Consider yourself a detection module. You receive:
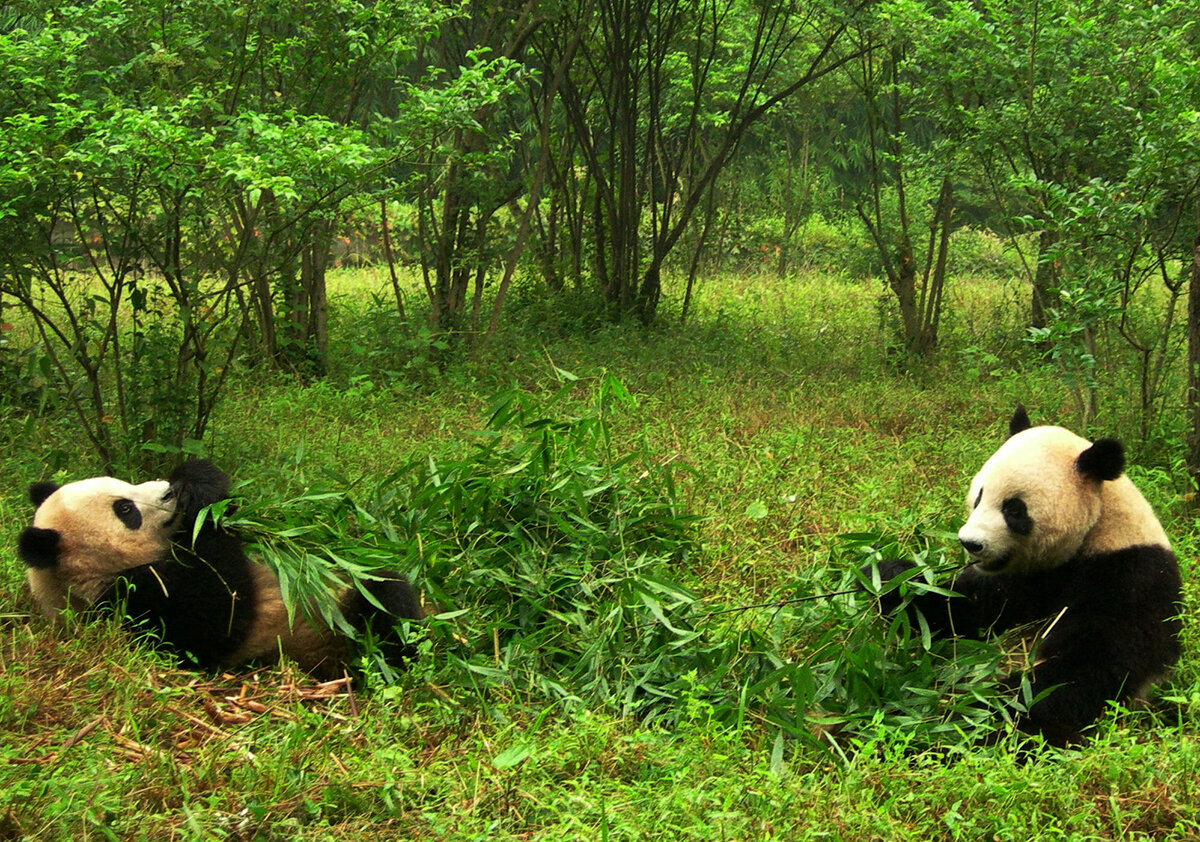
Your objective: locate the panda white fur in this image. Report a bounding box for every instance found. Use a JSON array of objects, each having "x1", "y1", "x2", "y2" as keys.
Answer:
[
  {"x1": 17, "y1": 460, "x2": 423, "y2": 679},
  {"x1": 873, "y1": 406, "x2": 1182, "y2": 745}
]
